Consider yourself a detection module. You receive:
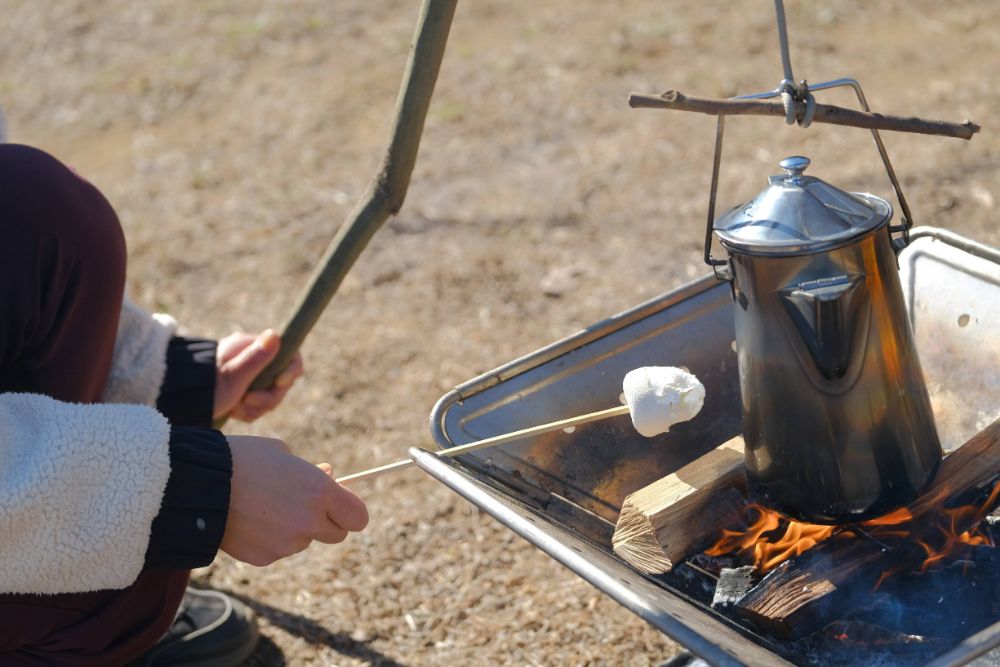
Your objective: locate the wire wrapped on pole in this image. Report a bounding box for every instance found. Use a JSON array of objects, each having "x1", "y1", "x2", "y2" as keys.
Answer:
[{"x1": 772, "y1": 0, "x2": 816, "y2": 128}]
